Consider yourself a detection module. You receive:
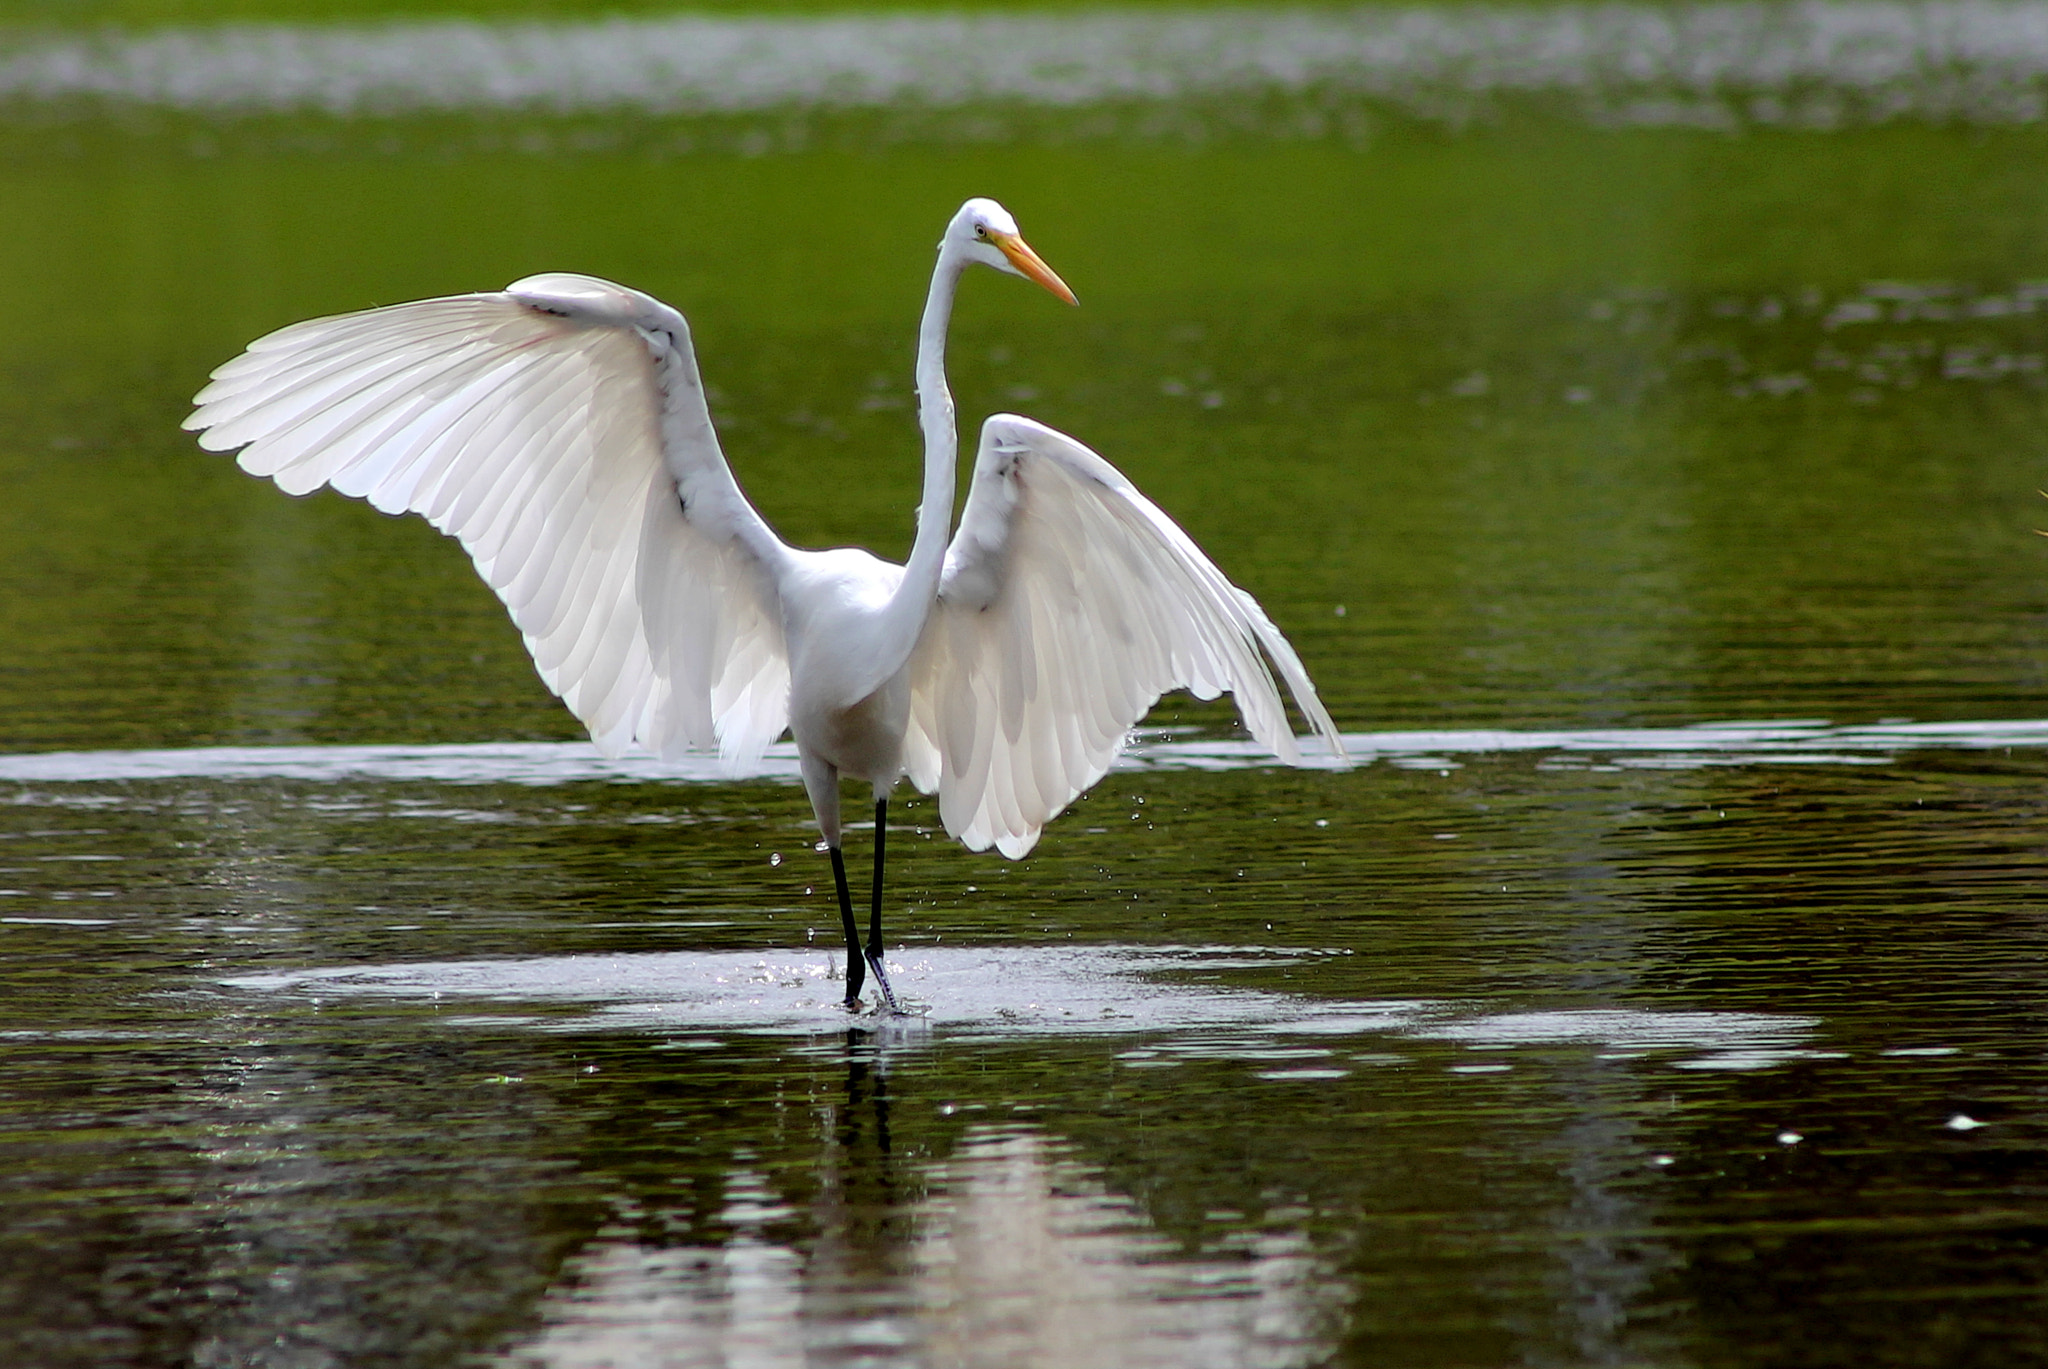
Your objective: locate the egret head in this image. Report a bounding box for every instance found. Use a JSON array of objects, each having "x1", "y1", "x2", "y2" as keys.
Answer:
[{"x1": 949, "y1": 198, "x2": 1078, "y2": 305}]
